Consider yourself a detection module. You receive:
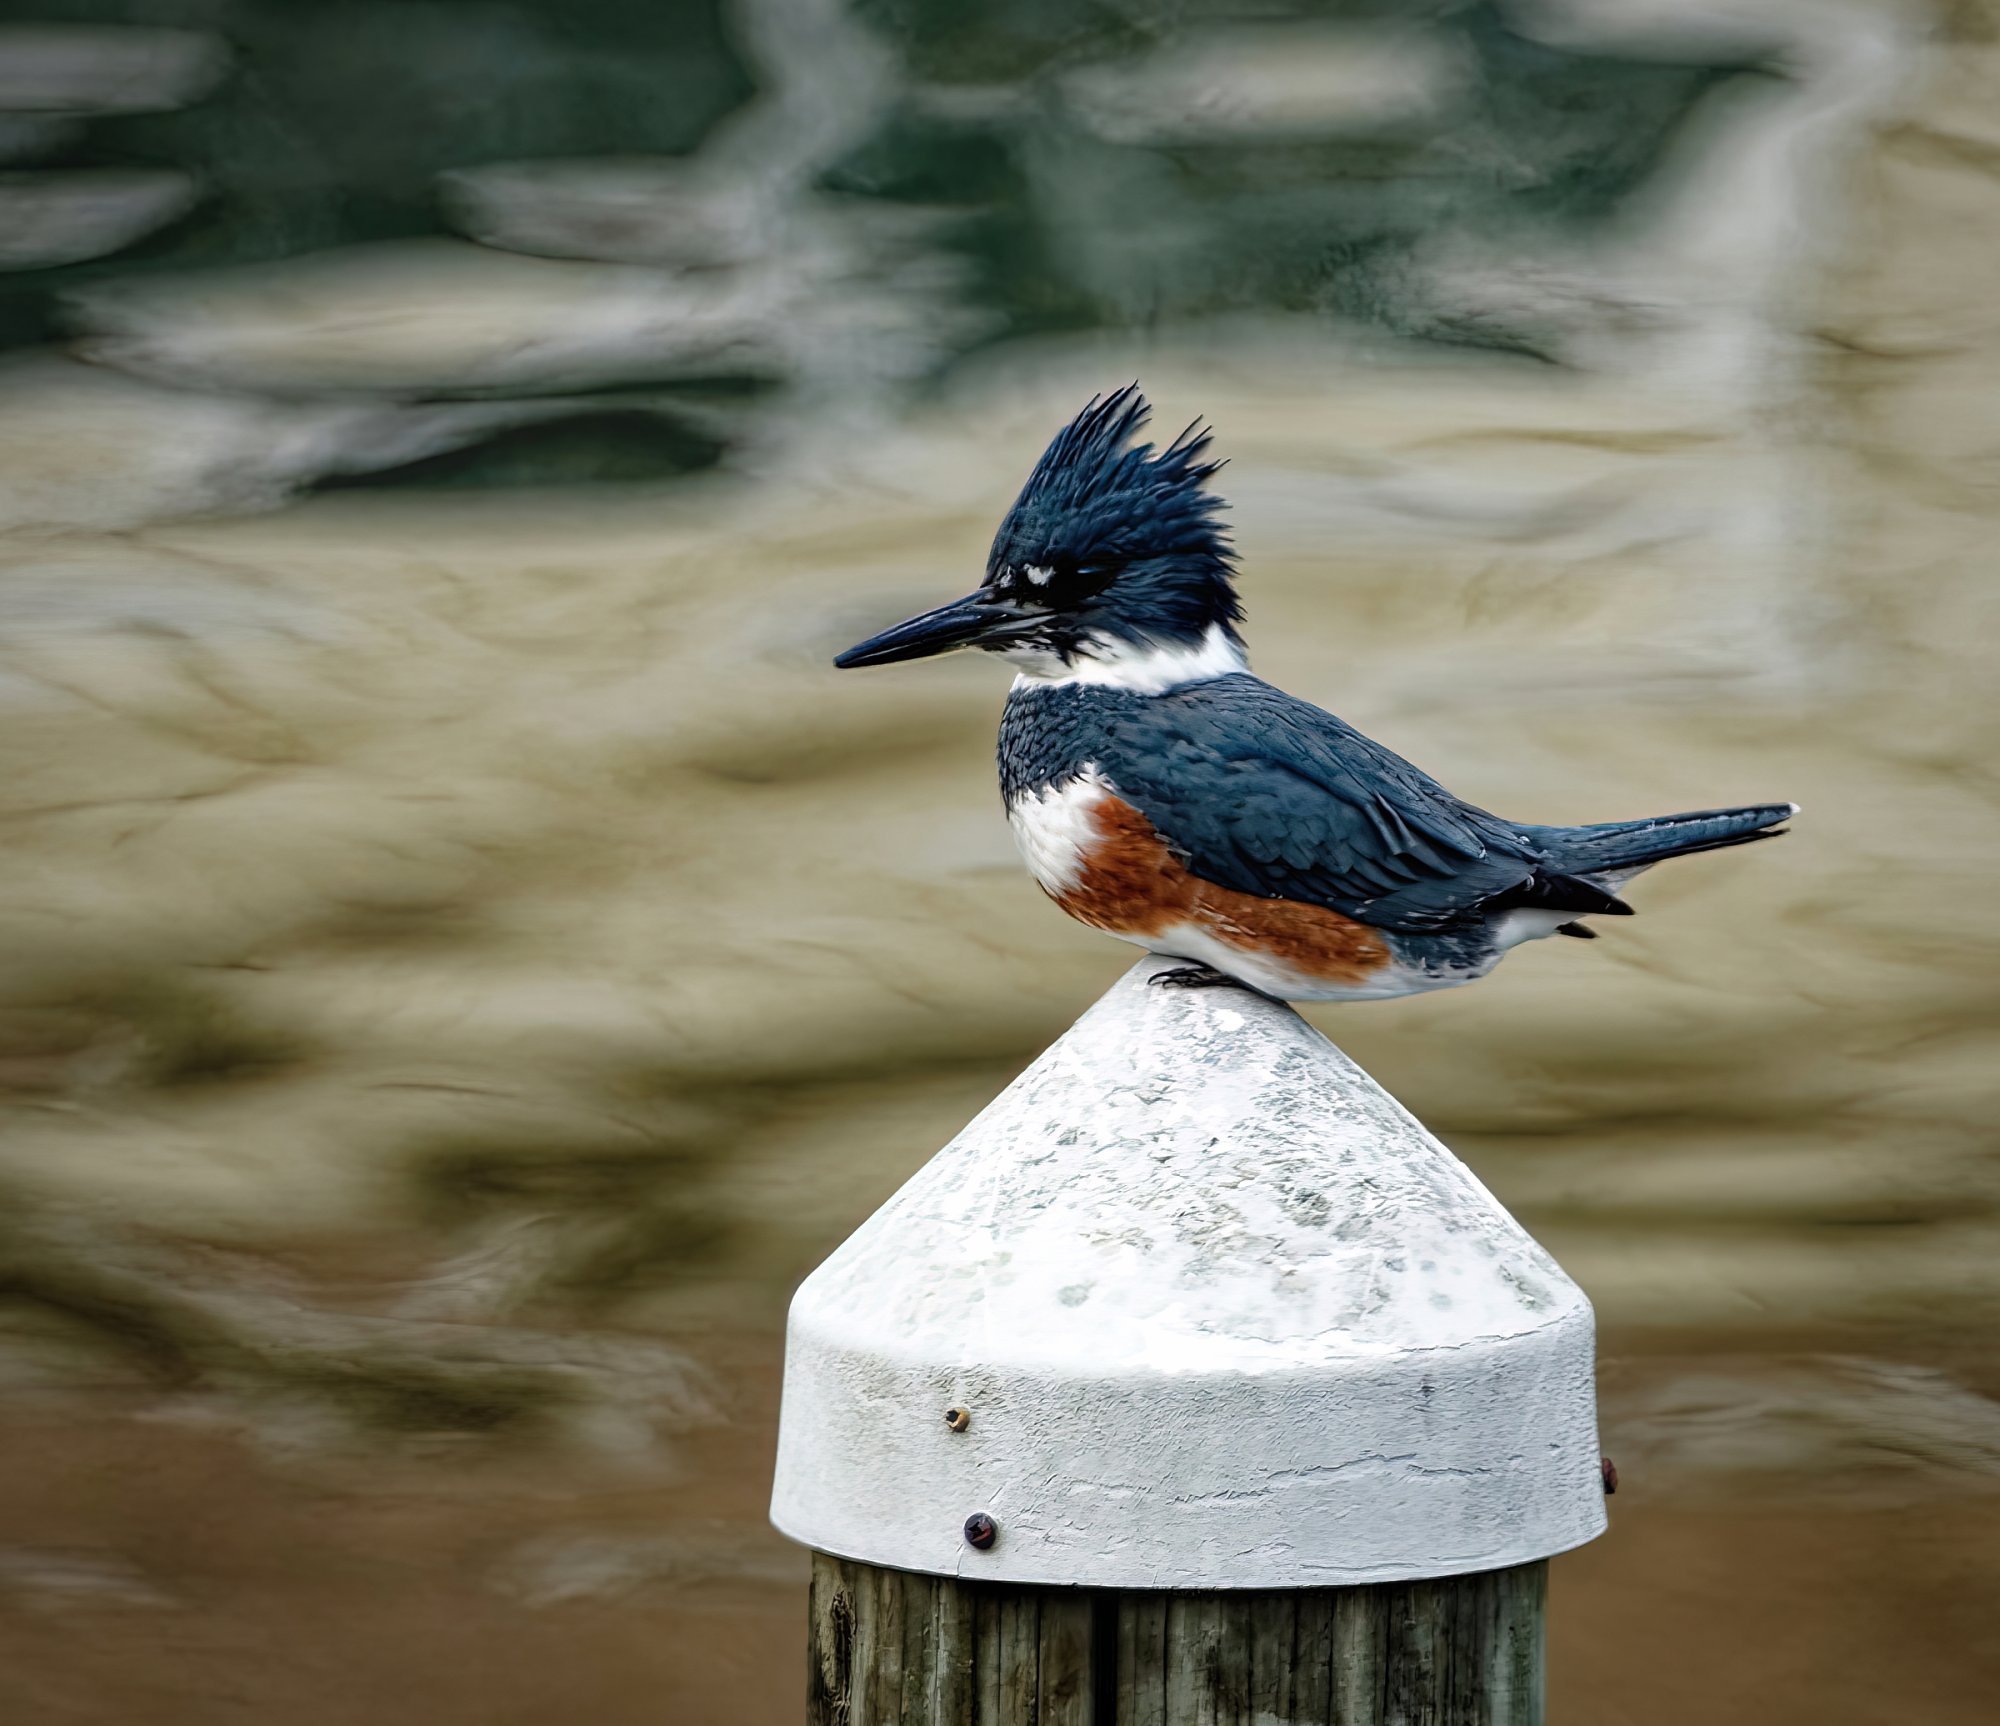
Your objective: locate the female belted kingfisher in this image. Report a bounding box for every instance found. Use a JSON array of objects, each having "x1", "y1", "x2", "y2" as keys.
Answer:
[{"x1": 834, "y1": 386, "x2": 1794, "y2": 1002}]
